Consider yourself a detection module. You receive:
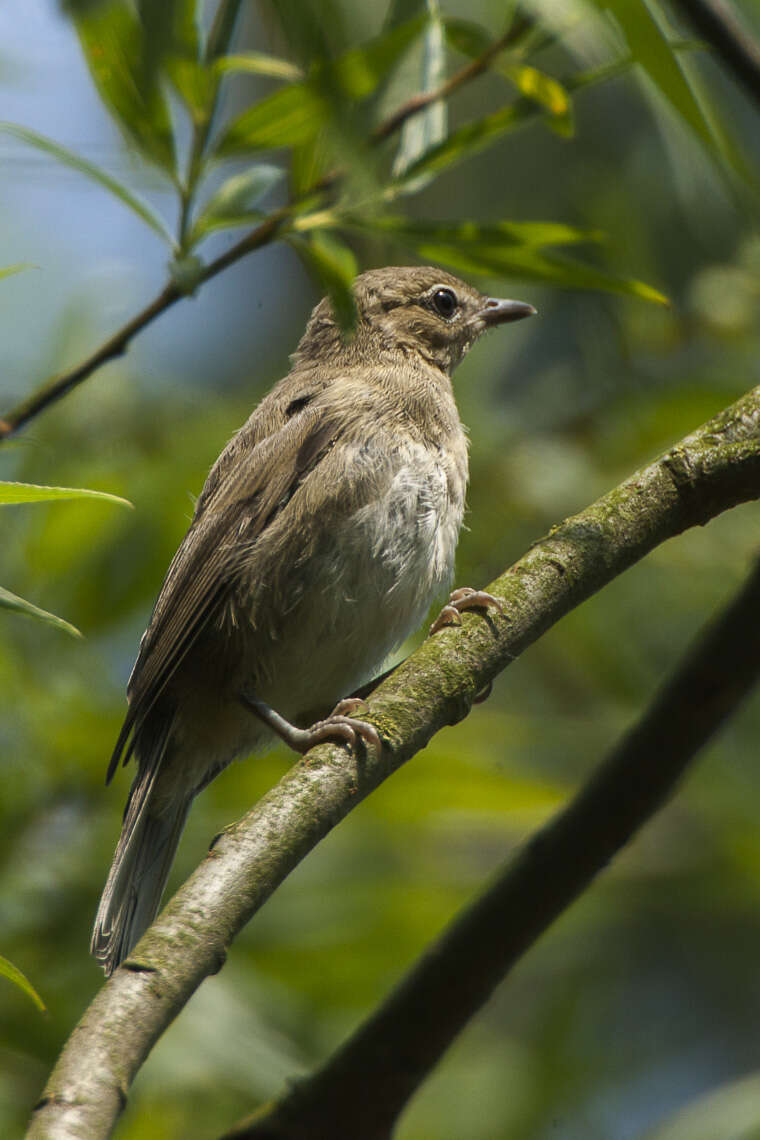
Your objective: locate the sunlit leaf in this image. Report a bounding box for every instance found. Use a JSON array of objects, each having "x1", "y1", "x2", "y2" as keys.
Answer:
[
  {"x1": 0, "y1": 481, "x2": 132, "y2": 508},
  {"x1": 216, "y1": 16, "x2": 425, "y2": 156},
  {"x1": 292, "y1": 230, "x2": 358, "y2": 333},
  {"x1": 74, "y1": 1, "x2": 177, "y2": 174},
  {"x1": 0, "y1": 263, "x2": 28, "y2": 281},
  {"x1": 0, "y1": 586, "x2": 82, "y2": 639},
  {"x1": 216, "y1": 52, "x2": 304, "y2": 82},
  {"x1": 501, "y1": 64, "x2": 570, "y2": 116},
  {"x1": 0, "y1": 124, "x2": 175, "y2": 247},
  {"x1": 393, "y1": 0, "x2": 447, "y2": 189},
  {"x1": 353, "y1": 216, "x2": 668, "y2": 305},
  {"x1": 0, "y1": 955, "x2": 46, "y2": 1012},
  {"x1": 360, "y1": 217, "x2": 603, "y2": 248},
  {"x1": 189, "y1": 165, "x2": 285, "y2": 243}
]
